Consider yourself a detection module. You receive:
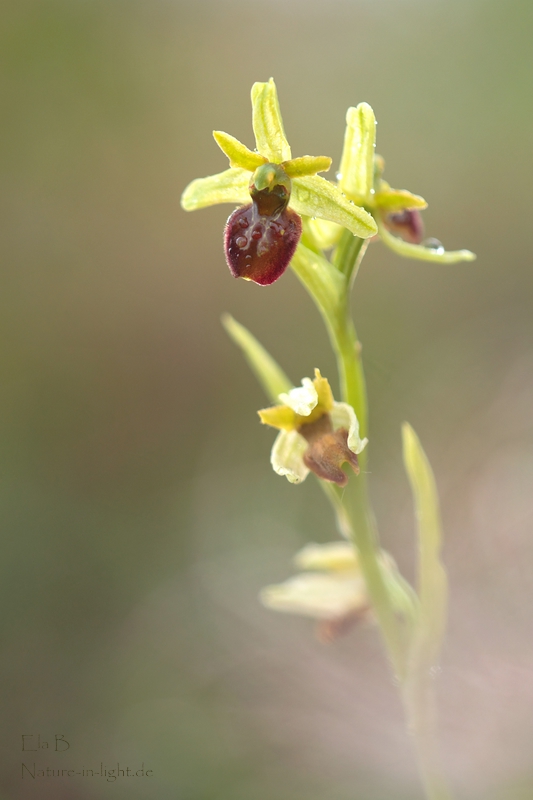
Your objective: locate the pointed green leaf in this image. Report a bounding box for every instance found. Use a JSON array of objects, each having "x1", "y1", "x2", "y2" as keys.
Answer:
[
  {"x1": 251, "y1": 78, "x2": 292, "y2": 163},
  {"x1": 283, "y1": 155, "x2": 332, "y2": 178},
  {"x1": 378, "y1": 219, "x2": 476, "y2": 263},
  {"x1": 402, "y1": 423, "x2": 447, "y2": 669},
  {"x1": 221, "y1": 314, "x2": 292, "y2": 403},
  {"x1": 181, "y1": 168, "x2": 250, "y2": 211},
  {"x1": 338, "y1": 103, "x2": 376, "y2": 204},
  {"x1": 213, "y1": 131, "x2": 267, "y2": 171},
  {"x1": 291, "y1": 176, "x2": 377, "y2": 238}
]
